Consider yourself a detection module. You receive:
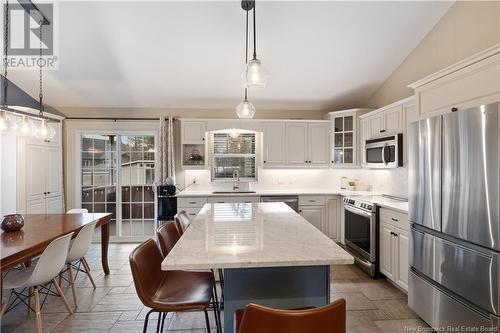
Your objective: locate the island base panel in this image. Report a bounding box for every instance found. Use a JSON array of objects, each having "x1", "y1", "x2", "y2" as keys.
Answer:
[{"x1": 223, "y1": 265, "x2": 330, "y2": 333}]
